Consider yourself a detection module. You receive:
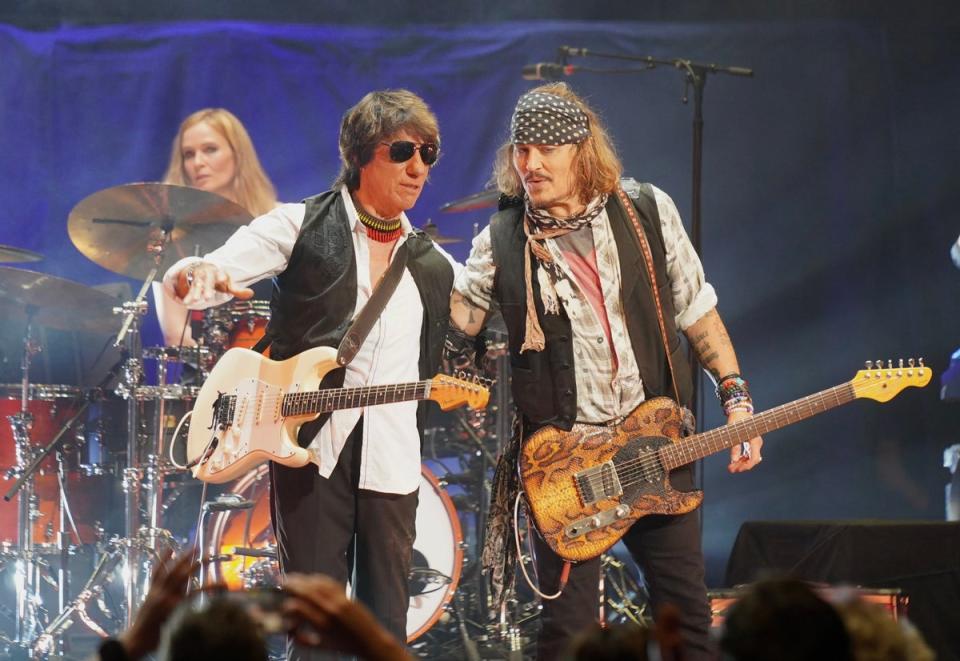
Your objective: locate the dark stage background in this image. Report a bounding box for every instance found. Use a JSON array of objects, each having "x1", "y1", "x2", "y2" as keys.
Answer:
[{"x1": 1, "y1": 6, "x2": 958, "y2": 602}]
